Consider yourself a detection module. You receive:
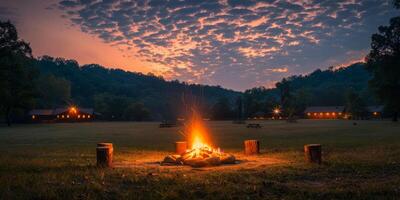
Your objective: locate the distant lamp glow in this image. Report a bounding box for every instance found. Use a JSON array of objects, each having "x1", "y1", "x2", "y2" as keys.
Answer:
[
  {"x1": 62, "y1": 115, "x2": 65, "y2": 118},
  {"x1": 273, "y1": 108, "x2": 280, "y2": 114},
  {"x1": 307, "y1": 113, "x2": 311, "y2": 116},
  {"x1": 67, "y1": 115, "x2": 70, "y2": 118},
  {"x1": 69, "y1": 106, "x2": 78, "y2": 114},
  {"x1": 319, "y1": 112, "x2": 323, "y2": 116},
  {"x1": 82, "y1": 115, "x2": 86, "y2": 118},
  {"x1": 332, "y1": 112, "x2": 336, "y2": 116},
  {"x1": 326, "y1": 113, "x2": 330, "y2": 116},
  {"x1": 78, "y1": 115, "x2": 81, "y2": 119},
  {"x1": 373, "y1": 112, "x2": 378, "y2": 116},
  {"x1": 339, "y1": 112, "x2": 342, "y2": 115},
  {"x1": 313, "y1": 113, "x2": 317, "y2": 116},
  {"x1": 88, "y1": 115, "x2": 91, "y2": 119},
  {"x1": 32, "y1": 115, "x2": 35, "y2": 119}
]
